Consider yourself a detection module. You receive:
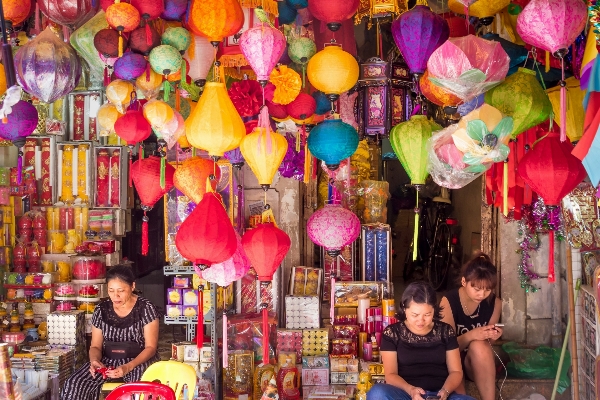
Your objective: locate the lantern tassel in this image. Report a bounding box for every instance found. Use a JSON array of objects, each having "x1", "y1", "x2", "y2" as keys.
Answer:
[
  {"x1": 330, "y1": 275, "x2": 335, "y2": 323},
  {"x1": 545, "y1": 51, "x2": 550, "y2": 73},
  {"x1": 413, "y1": 189, "x2": 419, "y2": 261},
  {"x1": 262, "y1": 304, "x2": 269, "y2": 363},
  {"x1": 160, "y1": 156, "x2": 166, "y2": 189},
  {"x1": 17, "y1": 149, "x2": 23, "y2": 185},
  {"x1": 503, "y1": 160, "x2": 508, "y2": 216},
  {"x1": 258, "y1": 107, "x2": 272, "y2": 154},
  {"x1": 197, "y1": 287, "x2": 204, "y2": 348},
  {"x1": 141, "y1": 211, "x2": 149, "y2": 255},
  {"x1": 145, "y1": 19, "x2": 152, "y2": 46},
  {"x1": 560, "y1": 72, "x2": 567, "y2": 143},
  {"x1": 118, "y1": 34, "x2": 123, "y2": 58},
  {"x1": 146, "y1": 63, "x2": 150, "y2": 82},
  {"x1": 104, "y1": 66, "x2": 110, "y2": 87},
  {"x1": 222, "y1": 311, "x2": 228, "y2": 368},
  {"x1": 548, "y1": 230, "x2": 555, "y2": 283},
  {"x1": 163, "y1": 80, "x2": 170, "y2": 102},
  {"x1": 175, "y1": 87, "x2": 181, "y2": 111},
  {"x1": 128, "y1": 151, "x2": 133, "y2": 187},
  {"x1": 304, "y1": 142, "x2": 310, "y2": 184}
]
